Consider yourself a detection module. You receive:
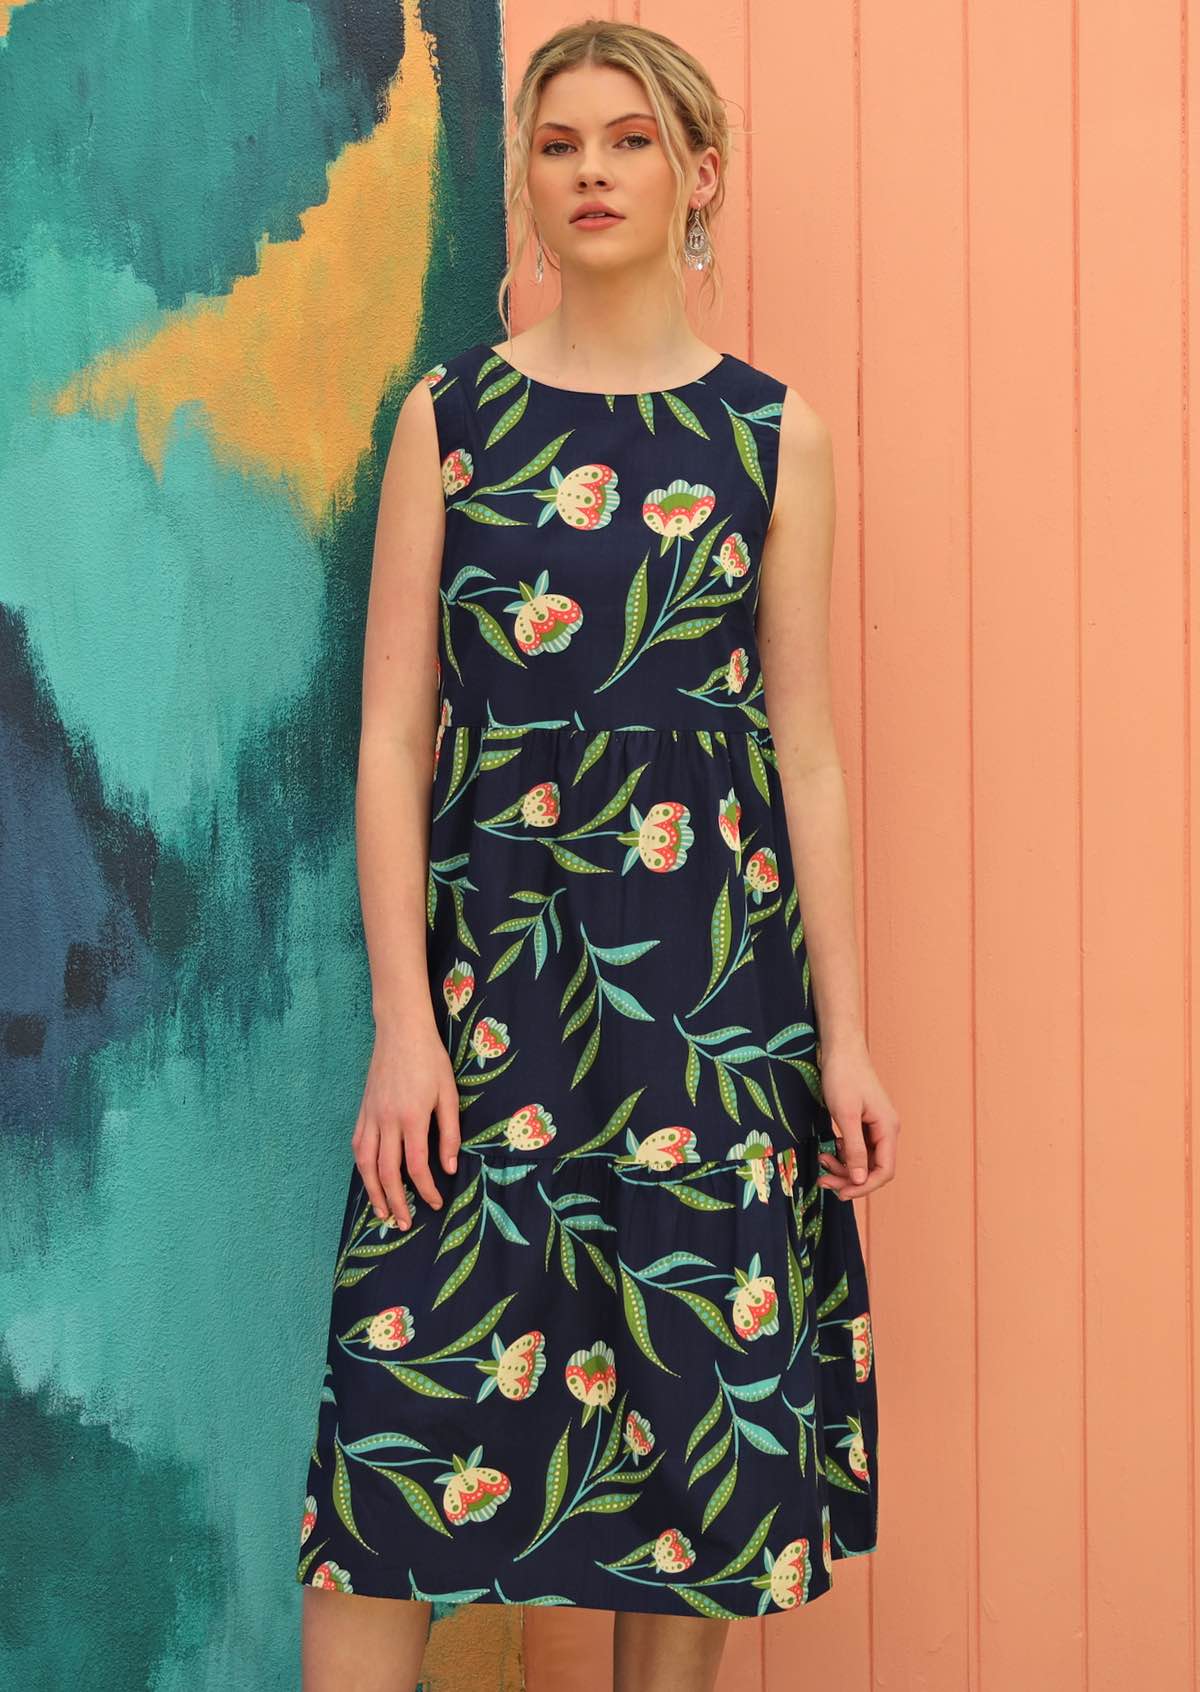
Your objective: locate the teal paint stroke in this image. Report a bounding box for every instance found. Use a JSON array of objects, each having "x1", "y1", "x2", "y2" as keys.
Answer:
[
  {"x1": 0, "y1": 373, "x2": 324, "y2": 846},
  {"x1": 0, "y1": 845, "x2": 372, "y2": 1691},
  {"x1": 0, "y1": 0, "x2": 391, "y2": 311}
]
